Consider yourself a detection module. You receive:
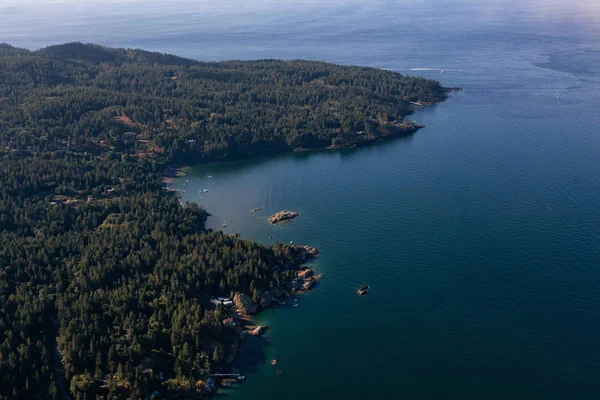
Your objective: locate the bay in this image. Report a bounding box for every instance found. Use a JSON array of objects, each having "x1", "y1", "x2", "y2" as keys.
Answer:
[{"x1": 3, "y1": 1, "x2": 600, "y2": 399}]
